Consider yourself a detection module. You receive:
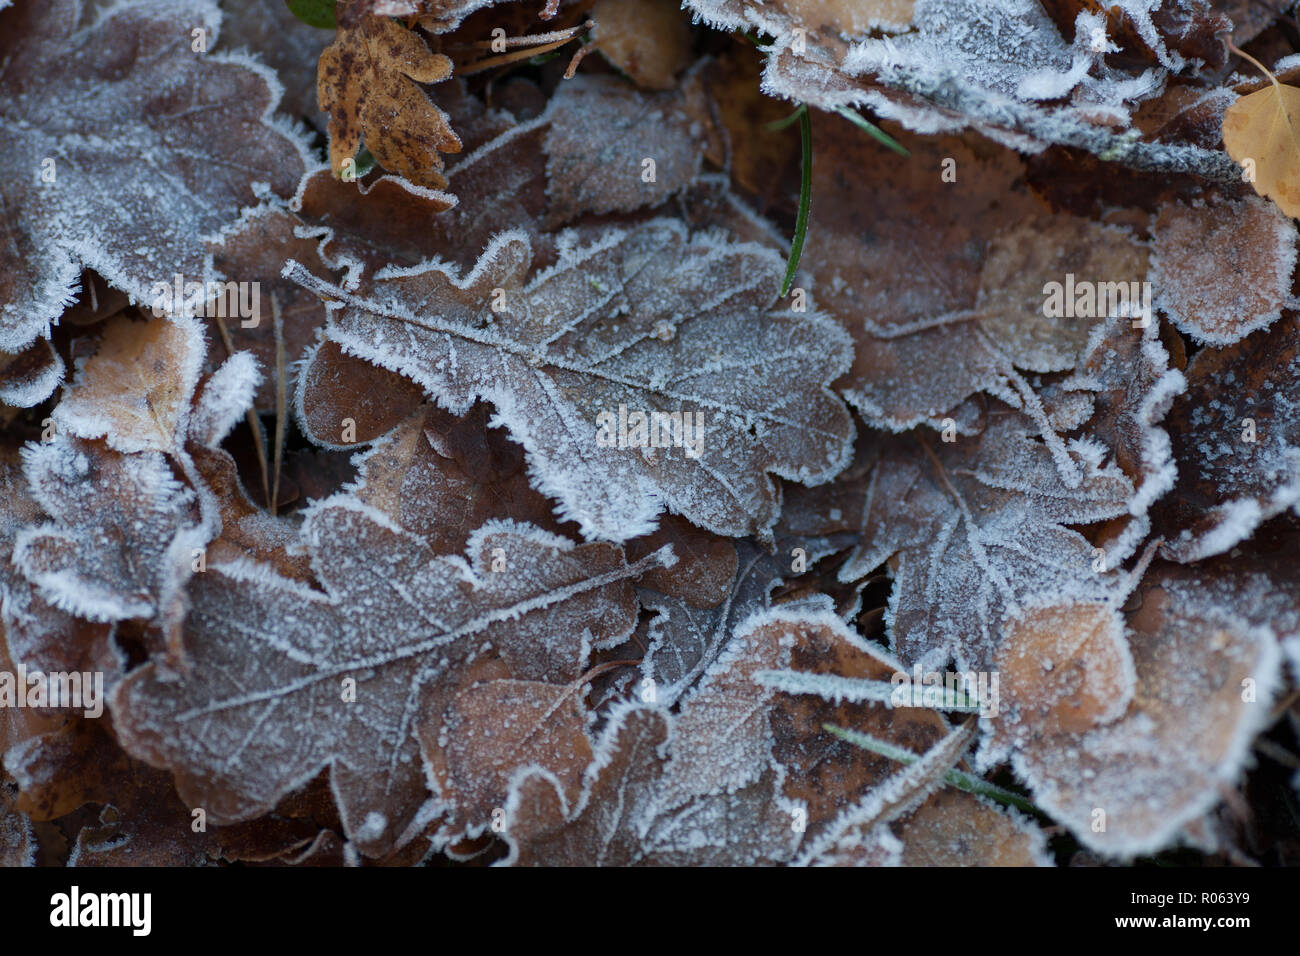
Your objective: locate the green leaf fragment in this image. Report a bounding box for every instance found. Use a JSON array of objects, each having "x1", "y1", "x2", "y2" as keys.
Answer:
[{"x1": 285, "y1": 0, "x2": 337, "y2": 30}]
